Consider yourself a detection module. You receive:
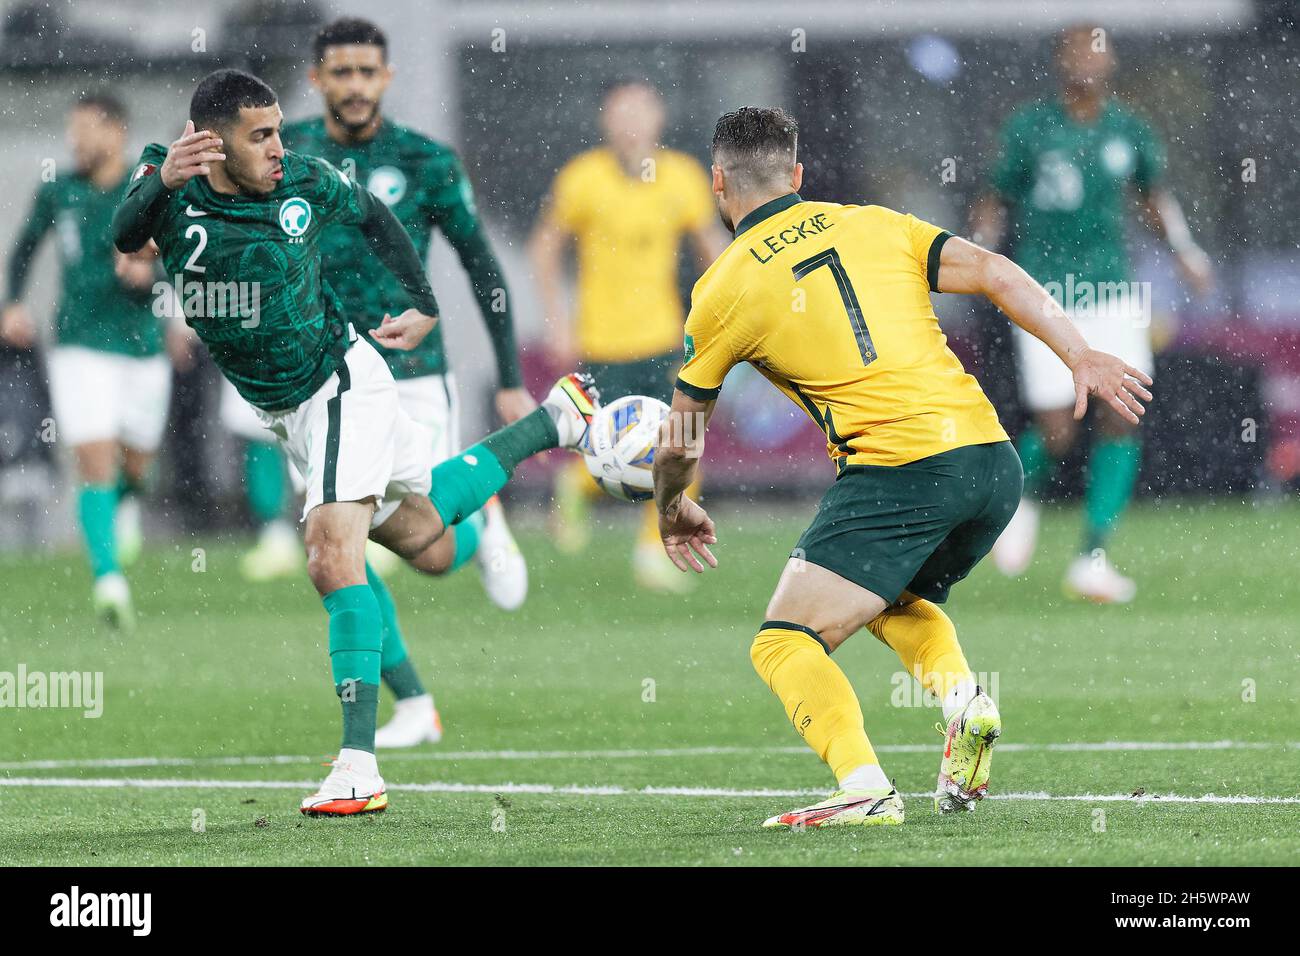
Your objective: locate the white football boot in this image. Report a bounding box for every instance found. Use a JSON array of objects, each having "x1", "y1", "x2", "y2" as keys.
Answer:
[
  {"x1": 93, "y1": 572, "x2": 135, "y2": 633},
  {"x1": 991, "y1": 498, "x2": 1039, "y2": 577},
  {"x1": 374, "y1": 693, "x2": 443, "y2": 748},
  {"x1": 115, "y1": 494, "x2": 143, "y2": 567},
  {"x1": 474, "y1": 496, "x2": 528, "y2": 611},
  {"x1": 935, "y1": 688, "x2": 1001, "y2": 813},
  {"x1": 240, "y1": 520, "x2": 302, "y2": 582},
  {"x1": 543, "y1": 372, "x2": 600, "y2": 451},
  {"x1": 762, "y1": 788, "x2": 905, "y2": 830},
  {"x1": 300, "y1": 748, "x2": 388, "y2": 816},
  {"x1": 1063, "y1": 552, "x2": 1136, "y2": 604}
]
